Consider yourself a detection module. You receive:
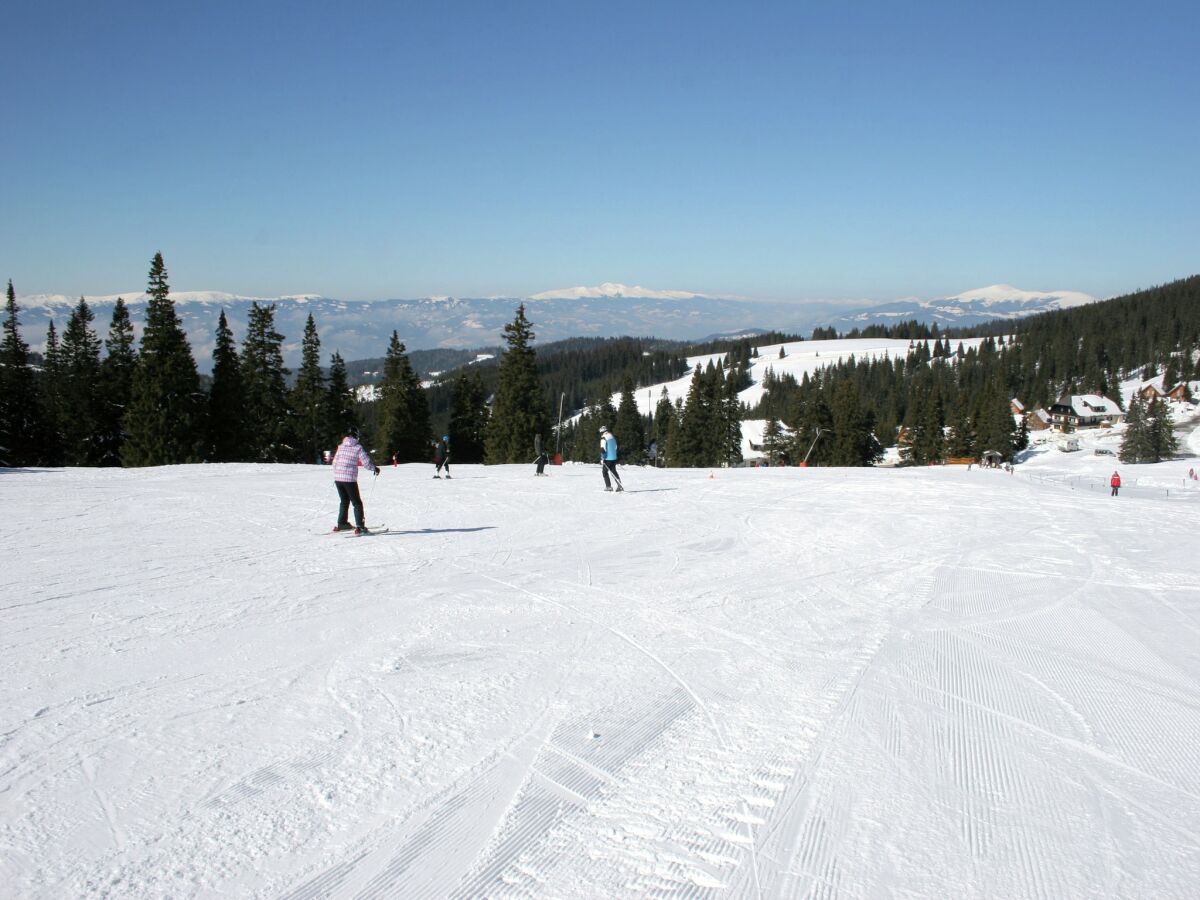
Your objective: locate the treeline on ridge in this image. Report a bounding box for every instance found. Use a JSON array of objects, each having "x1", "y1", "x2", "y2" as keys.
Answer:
[{"x1": 2, "y1": 251, "x2": 1197, "y2": 470}]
